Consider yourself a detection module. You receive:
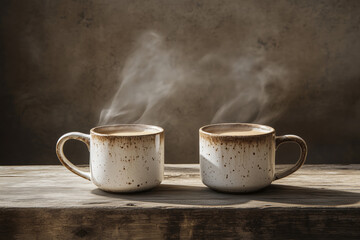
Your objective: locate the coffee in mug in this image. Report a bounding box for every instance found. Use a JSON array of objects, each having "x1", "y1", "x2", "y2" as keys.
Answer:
[
  {"x1": 199, "y1": 123, "x2": 307, "y2": 193},
  {"x1": 56, "y1": 124, "x2": 164, "y2": 192}
]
